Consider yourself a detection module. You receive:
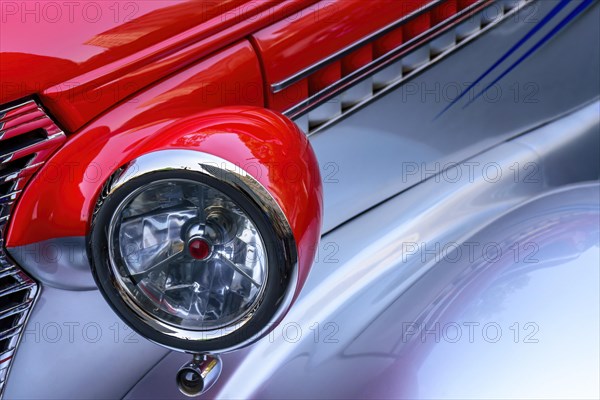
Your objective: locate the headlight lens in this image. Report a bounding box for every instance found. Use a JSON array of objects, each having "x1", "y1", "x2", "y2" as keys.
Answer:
[
  {"x1": 90, "y1": 150, "x2": 298, "y2": 353},
  {"x1": 110, "y1": 179, "x2": 268, "y2": 331}
]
